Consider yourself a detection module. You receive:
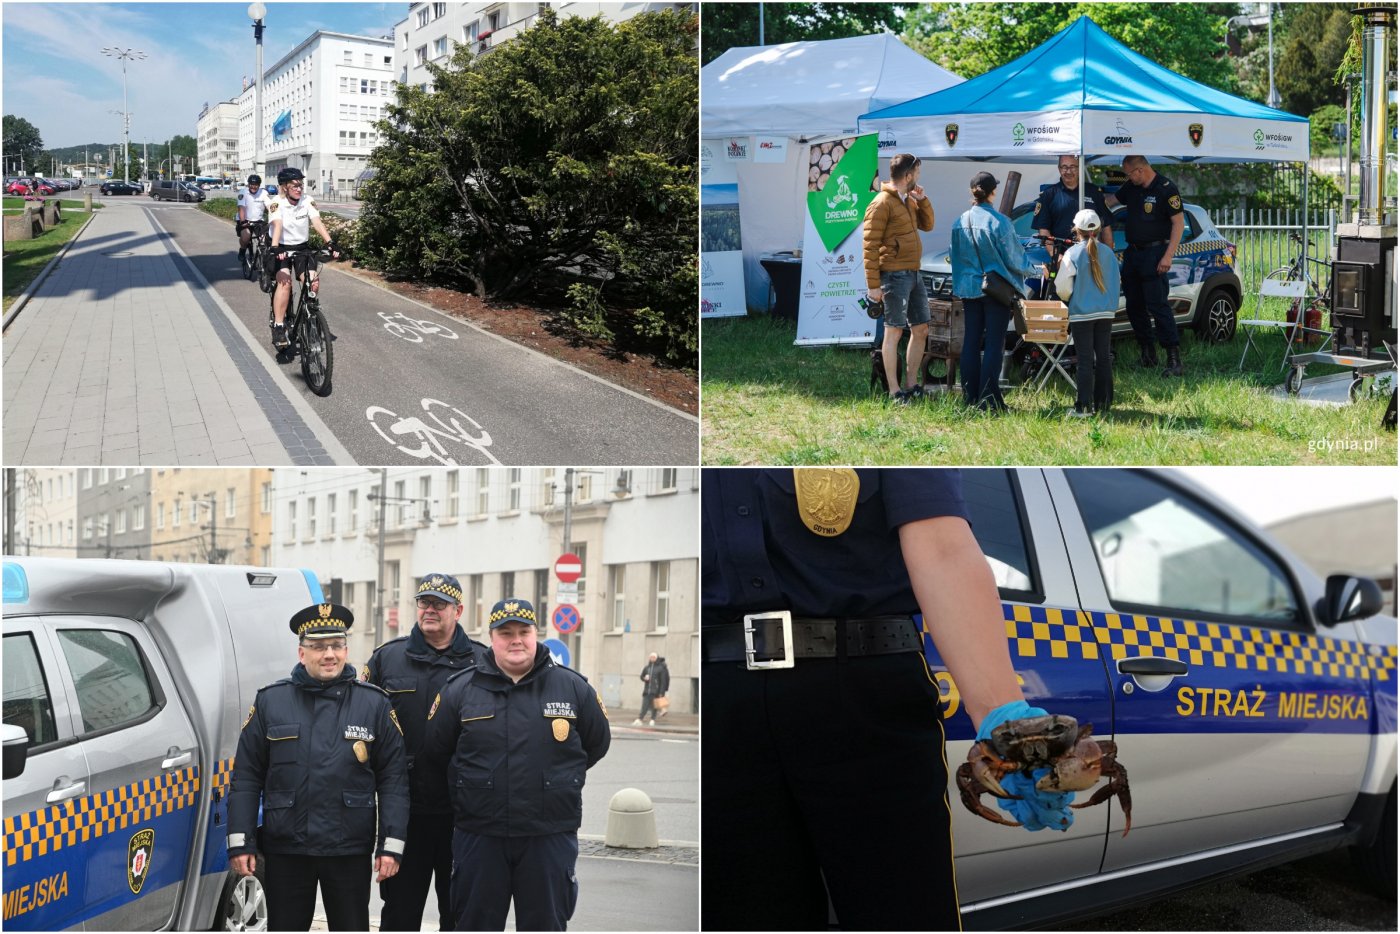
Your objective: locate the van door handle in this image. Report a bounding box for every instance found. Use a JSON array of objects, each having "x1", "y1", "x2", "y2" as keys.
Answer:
[
  {"x1": 47, "y1": 778, "x2": 86, "y2": 803},
  {"x1": 162, "y1": 749, "x2": 193, "y2": 770},
  {"x1": 1117, "y1": 657, "x2": 1189, "y2": 676}
]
